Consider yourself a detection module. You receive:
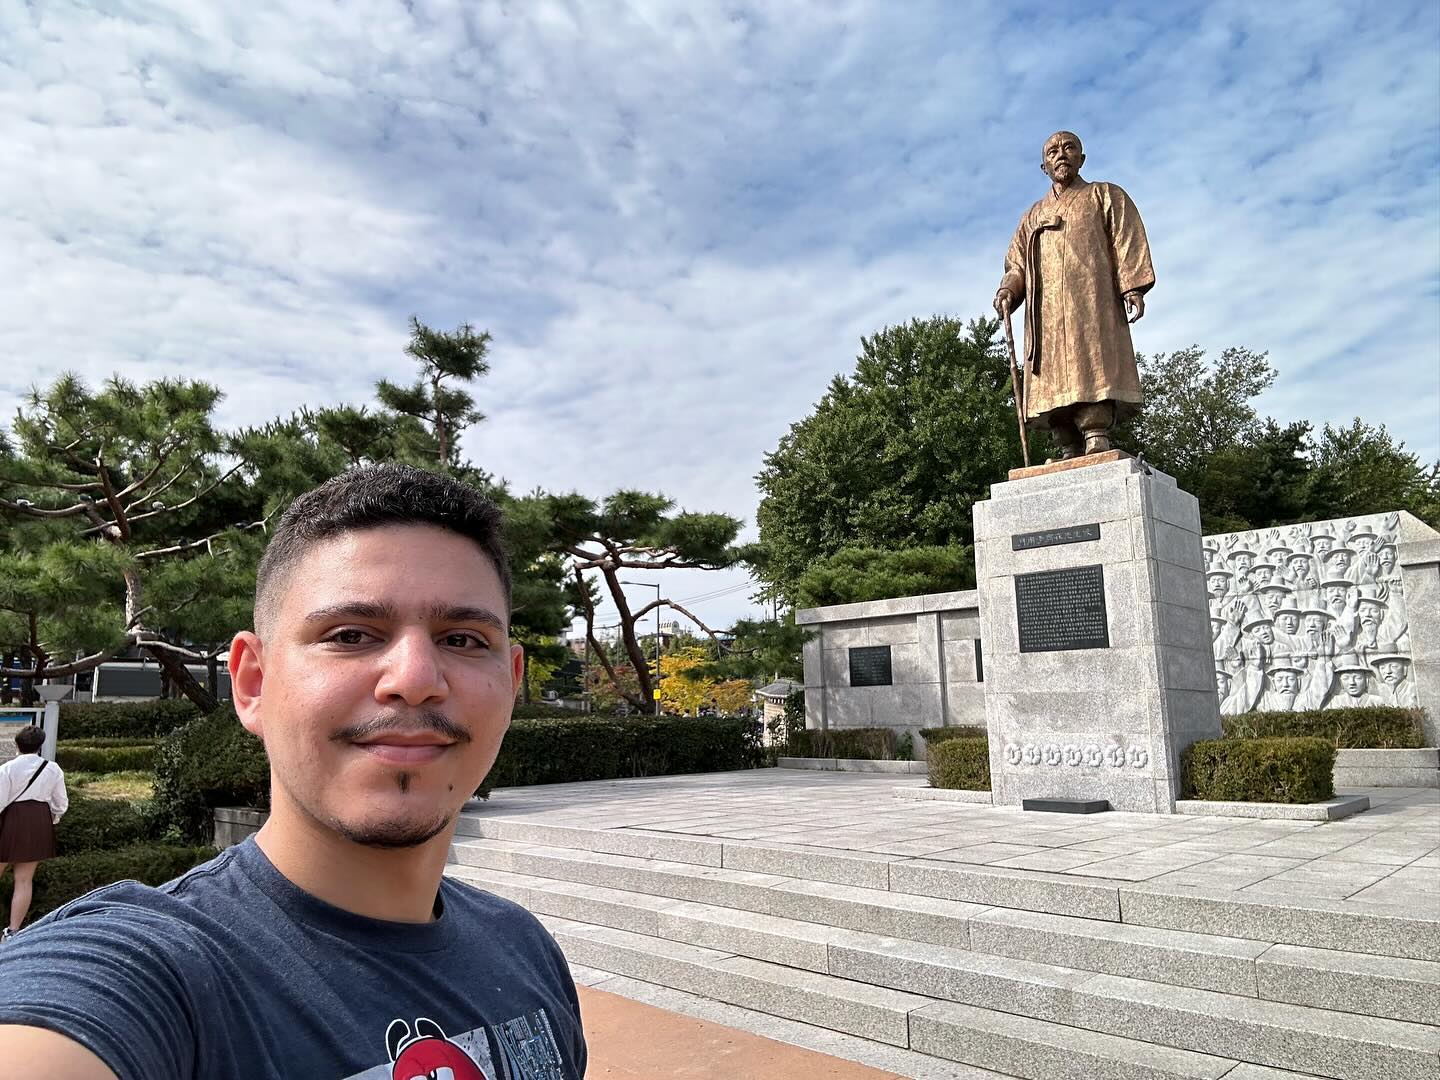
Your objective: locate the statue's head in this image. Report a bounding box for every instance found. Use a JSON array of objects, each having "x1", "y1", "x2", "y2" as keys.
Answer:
[{"x1": 1041, "y1": 131, "x2": 1085, "y2": 186}]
